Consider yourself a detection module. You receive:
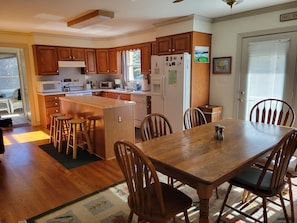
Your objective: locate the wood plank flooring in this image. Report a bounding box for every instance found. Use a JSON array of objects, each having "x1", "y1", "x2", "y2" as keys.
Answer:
[{"x1": 0, "y1": 125, "x2": 124, "y2": 223}]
